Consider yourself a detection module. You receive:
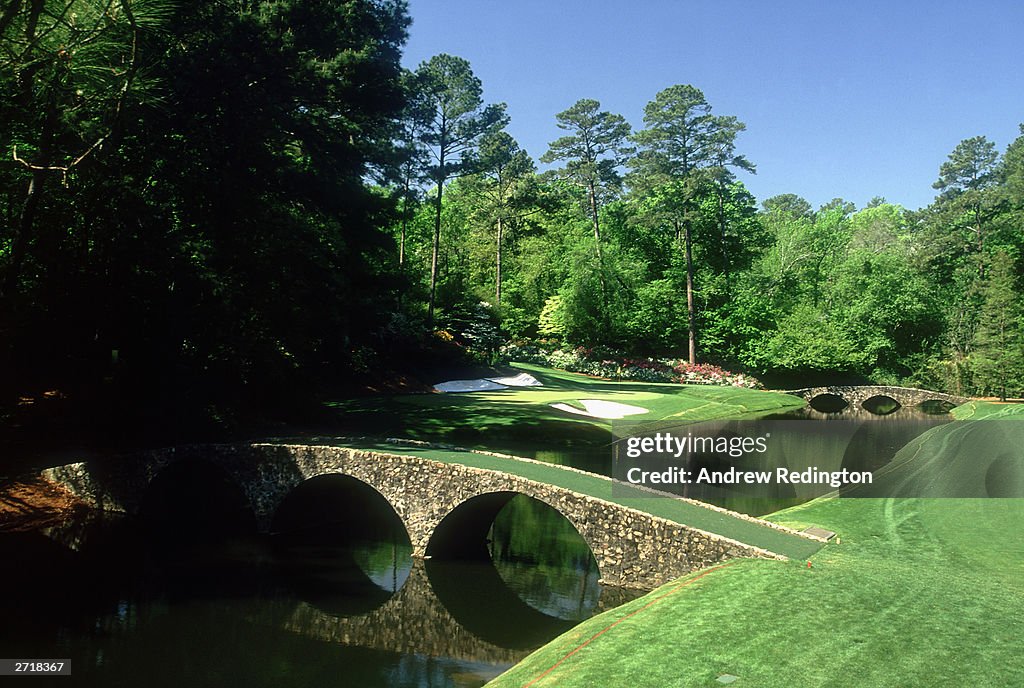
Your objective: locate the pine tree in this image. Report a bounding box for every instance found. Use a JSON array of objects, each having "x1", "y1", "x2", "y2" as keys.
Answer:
[
  {"x1": 541, "y1": 99, "x2": 633, "y2": 323},
  {"x1": 414, "y1": 54, "x2": 507, "y2": 326},
  {"x1": 971, "y1": 251, "x2": 1024, "y2": 400}
]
